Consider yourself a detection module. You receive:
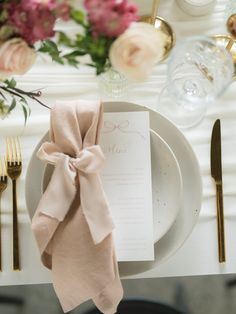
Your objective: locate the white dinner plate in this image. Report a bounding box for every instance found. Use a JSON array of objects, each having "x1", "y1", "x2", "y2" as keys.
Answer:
[
  {"x1": 25, "y1": 101, "x2": 202, "y2": 277},
  {"x1": 26, "y1": 127, "x2": 182, "y2": 244}
]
